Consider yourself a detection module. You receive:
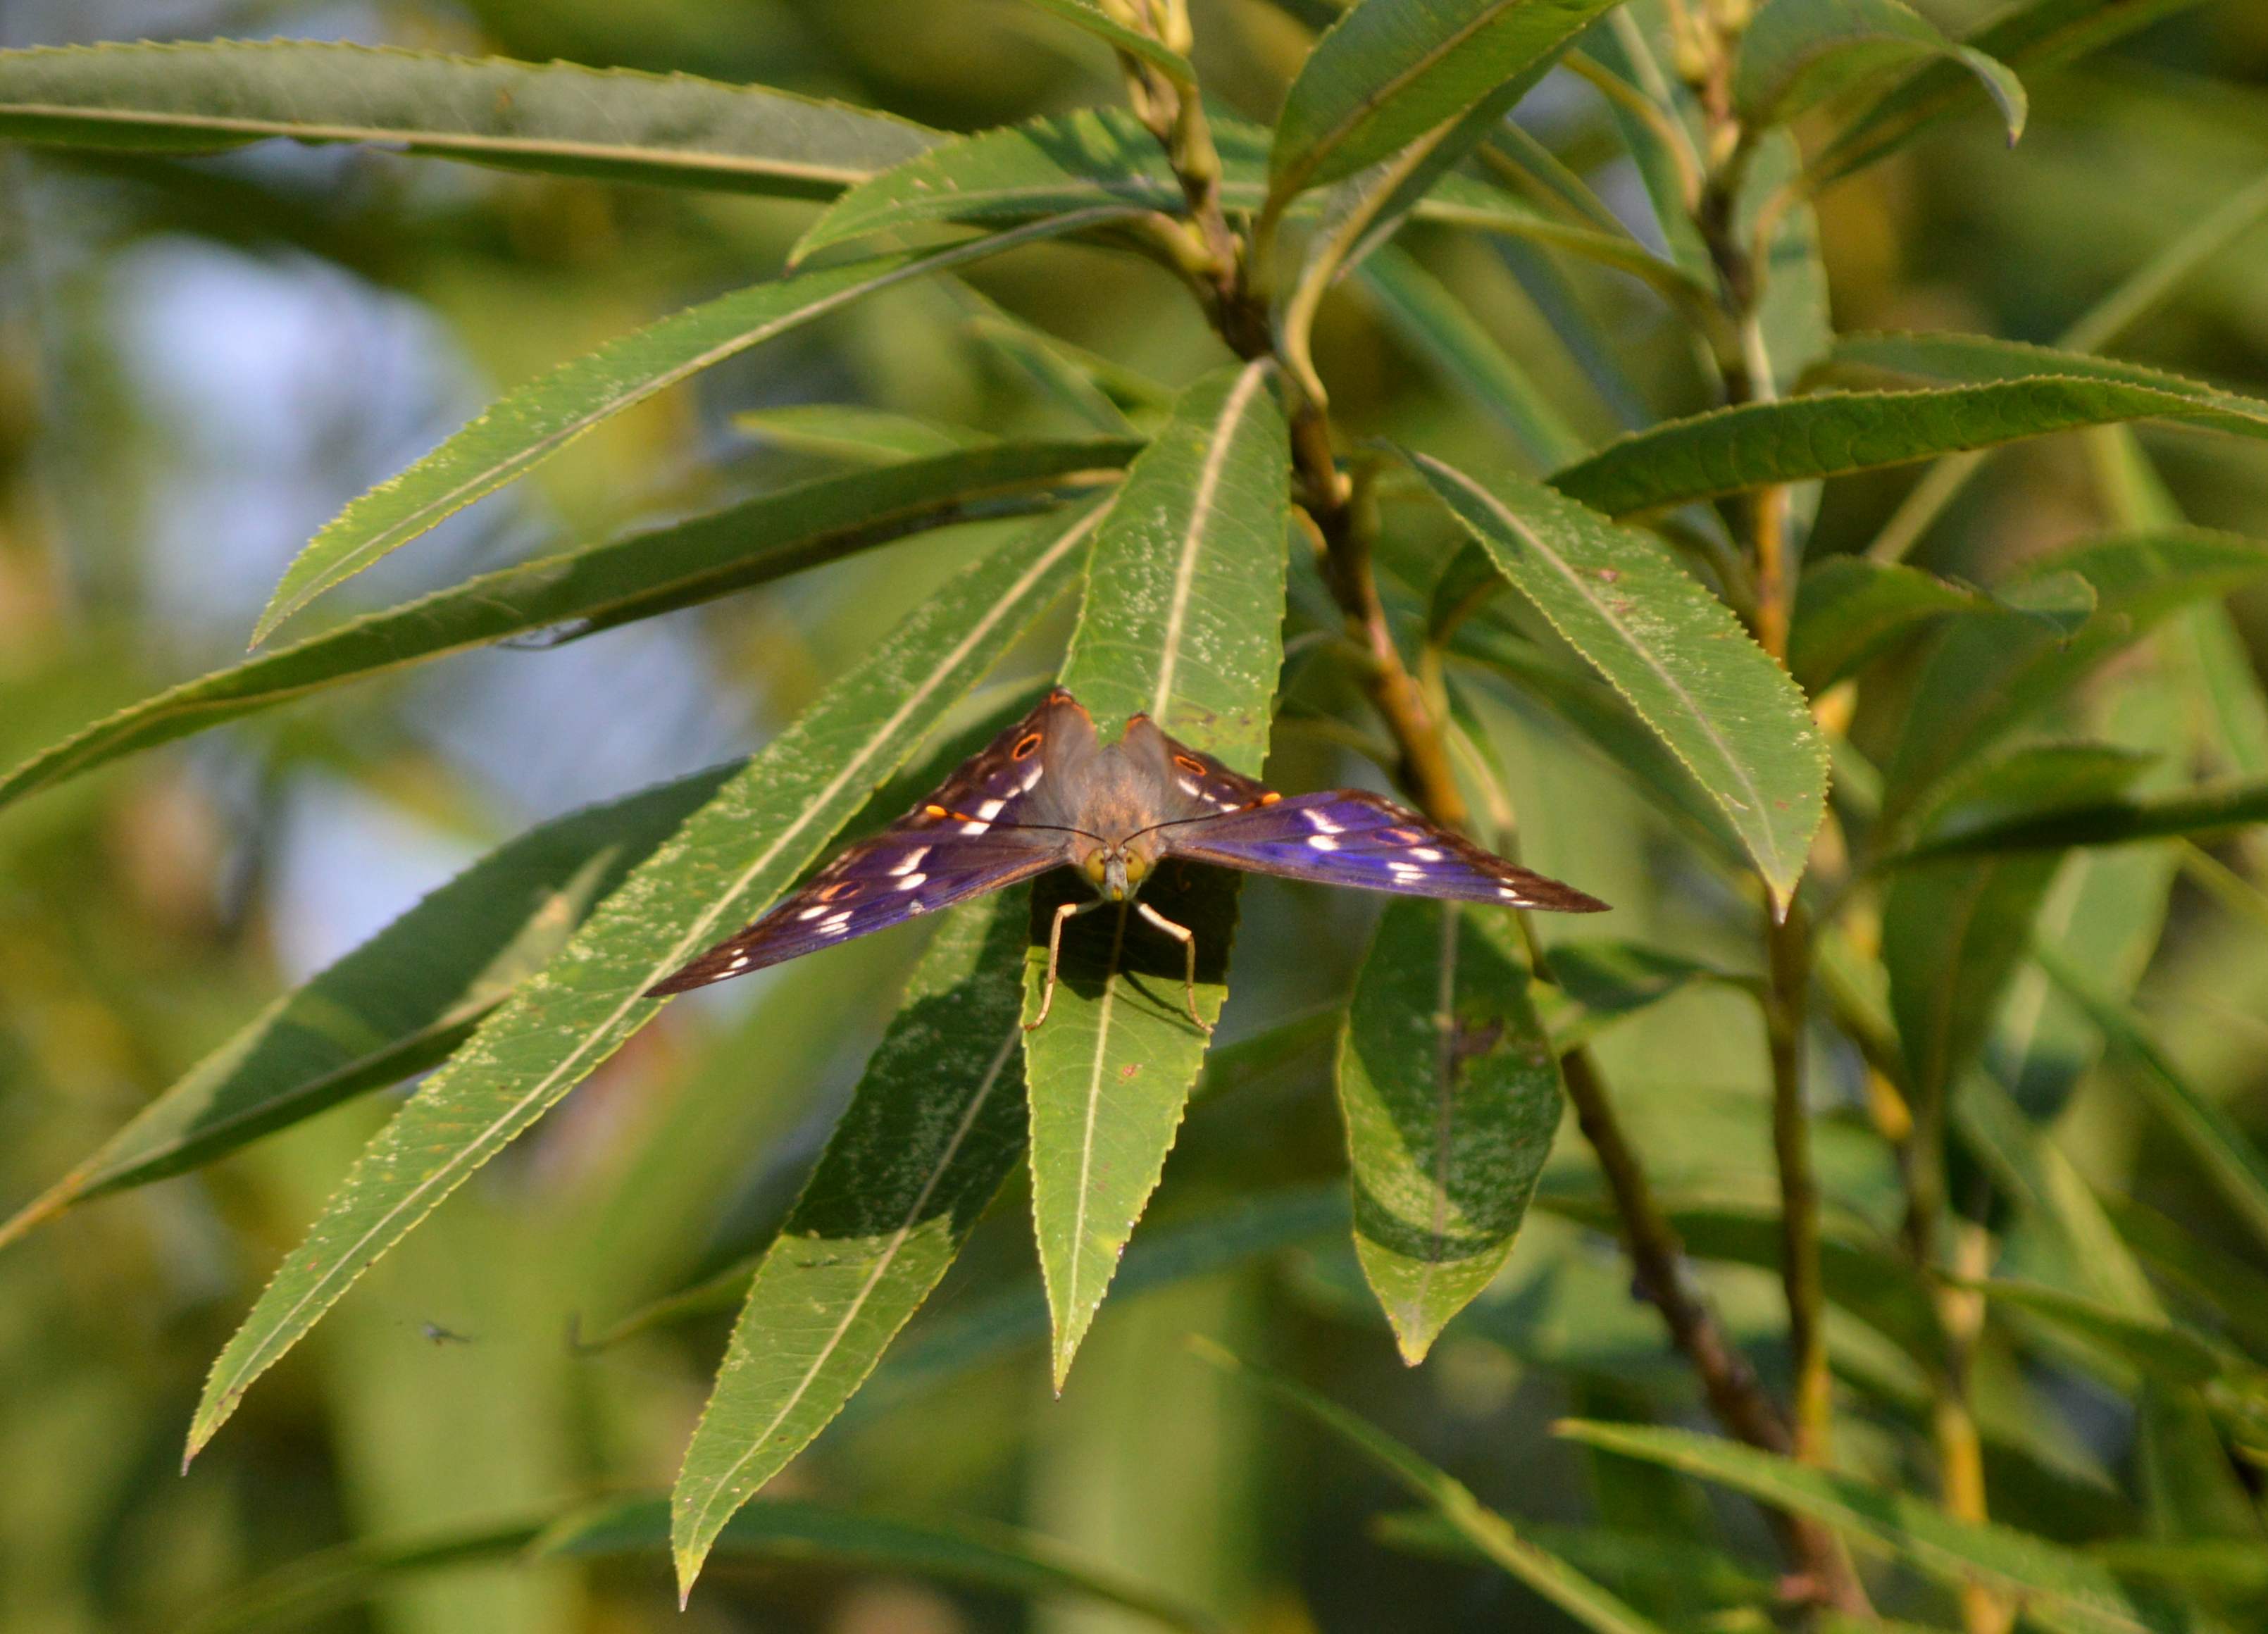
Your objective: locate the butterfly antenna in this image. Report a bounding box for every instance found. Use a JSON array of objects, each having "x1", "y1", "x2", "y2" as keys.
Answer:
[
  {"x1": 923, "y1": 804, "x2": 1104, "y2": 844},
  {"x1": 1126, "y1": 795, "x2": 1277, "y2": 844}
]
